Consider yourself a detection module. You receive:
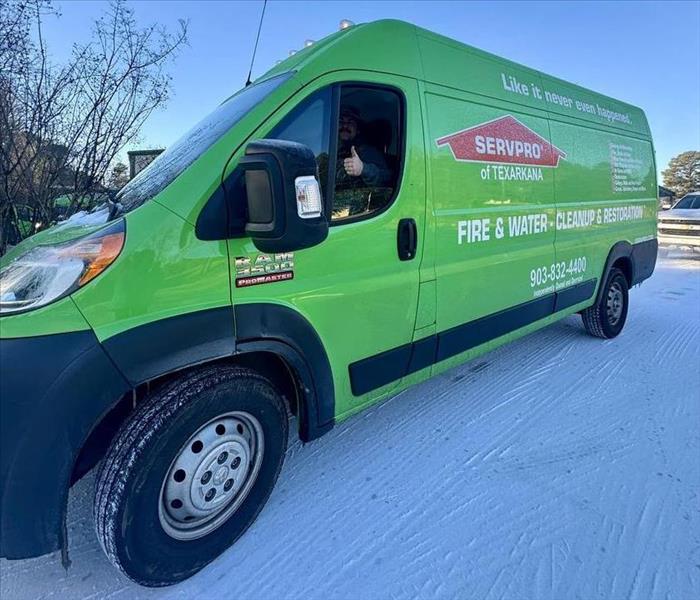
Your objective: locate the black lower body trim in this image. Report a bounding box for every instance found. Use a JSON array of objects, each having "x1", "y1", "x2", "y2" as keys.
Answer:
[
  {"x1": 103, "y1": 306, "x2": 235, "y2": 385},
  {"x1": 349, "y1": 278, "x2": 596, "y2": 396},
  {"x1": 0, "y1": 330, "x2": 129, "y2": 559},
  {"x1": 437, "y1": 293, "x2": 554, "y2": 363},
  {"x1": 631, "y1": 238, "x2": 657, "y2": 285}
]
